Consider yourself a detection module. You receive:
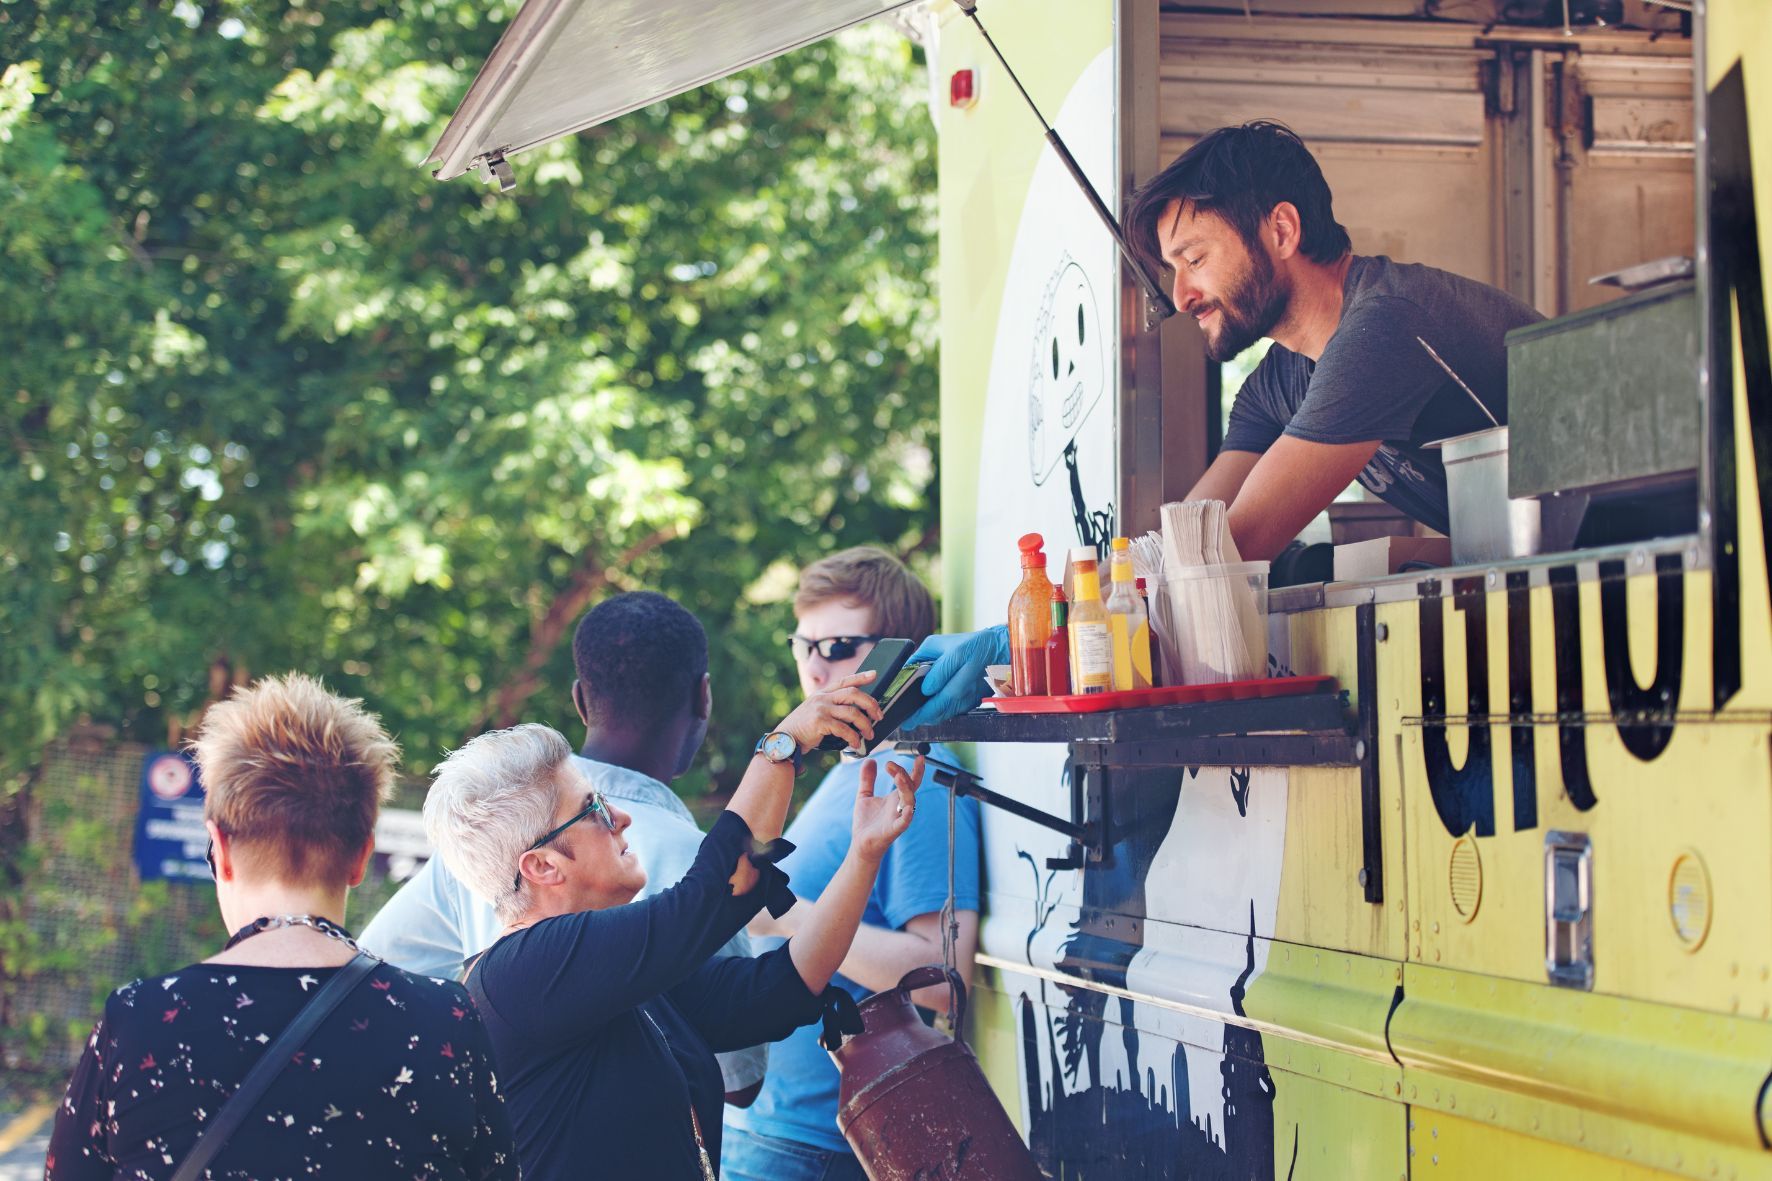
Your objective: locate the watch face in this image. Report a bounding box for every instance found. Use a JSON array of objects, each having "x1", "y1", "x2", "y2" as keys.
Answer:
[{"x1": 763, "y1": 732, "x2": 796, "y2": 762}]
